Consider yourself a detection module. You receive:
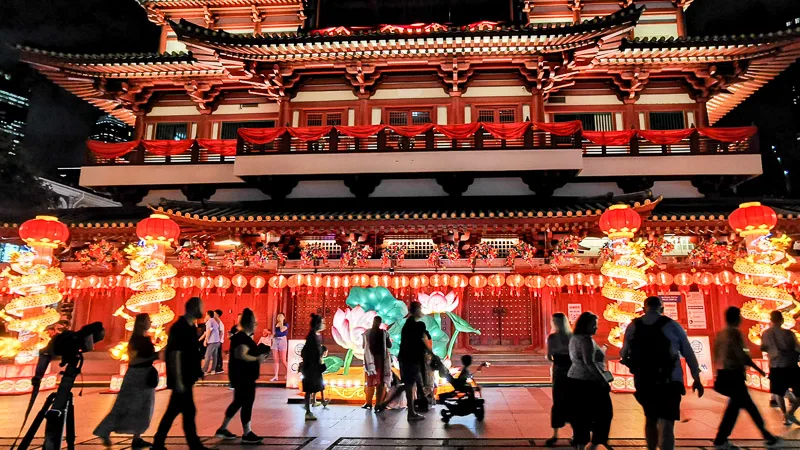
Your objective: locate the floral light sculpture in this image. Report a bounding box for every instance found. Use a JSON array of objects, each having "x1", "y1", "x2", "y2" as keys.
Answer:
[
  {"x1": 331, "y1": 306, "x2": 377, "y2": 374},
  {"x1": 728, "y1": 202, "x2": 800, "y2": 345},
  {"x1": 418, "y1": 290, "x2": 480, "y2": 358},
  {"x1": 599, "y1": 205, "x2": 654, "y2": 348},
  {"x1": 109, "y1": 214, "x2": 180, "y2": 361},
  {"x1": 0, "y1": 216, "x2": 68, "y2": 363}
]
